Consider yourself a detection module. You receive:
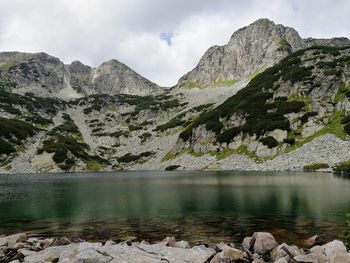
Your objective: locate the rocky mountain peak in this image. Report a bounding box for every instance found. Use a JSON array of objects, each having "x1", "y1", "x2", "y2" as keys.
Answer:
[
  {"x1": 177, "y1": 18, "x2": 304, "y2": 89},
  {"x1": 177, "y1": 18, "x2": 350, "y2": 89},
  {"x1": 91, "y1": 59, "x2": 161, "y2": 96}
]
